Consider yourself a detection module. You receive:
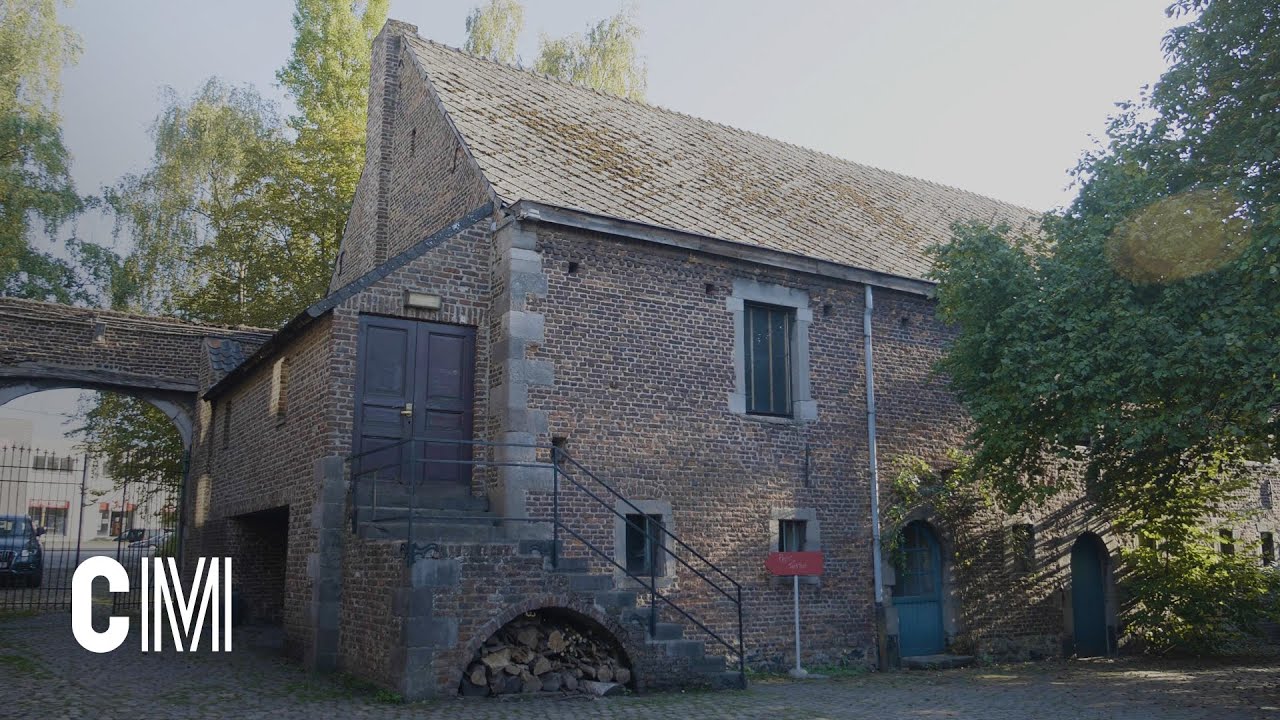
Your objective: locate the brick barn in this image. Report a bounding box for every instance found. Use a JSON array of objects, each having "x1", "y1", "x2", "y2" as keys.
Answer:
[{"x1": 182, "y1": 19, "x2": 1279, "y2": 699}]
